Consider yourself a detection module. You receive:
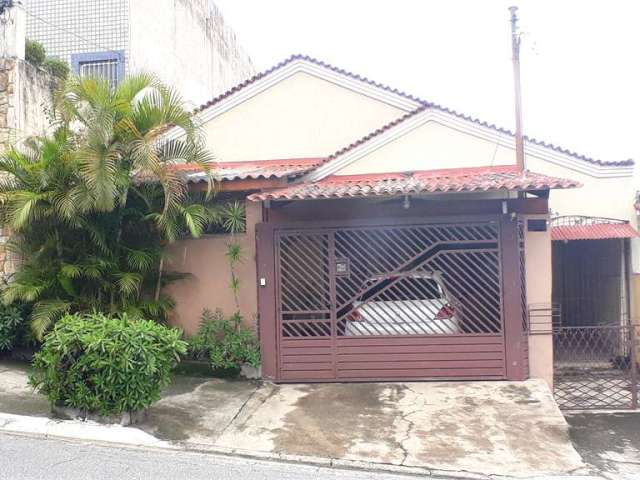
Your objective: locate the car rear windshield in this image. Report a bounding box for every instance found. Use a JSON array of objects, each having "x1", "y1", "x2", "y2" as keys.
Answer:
[{"x1": 360, "y1": 277, "x2": 445, "y2": 302}]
